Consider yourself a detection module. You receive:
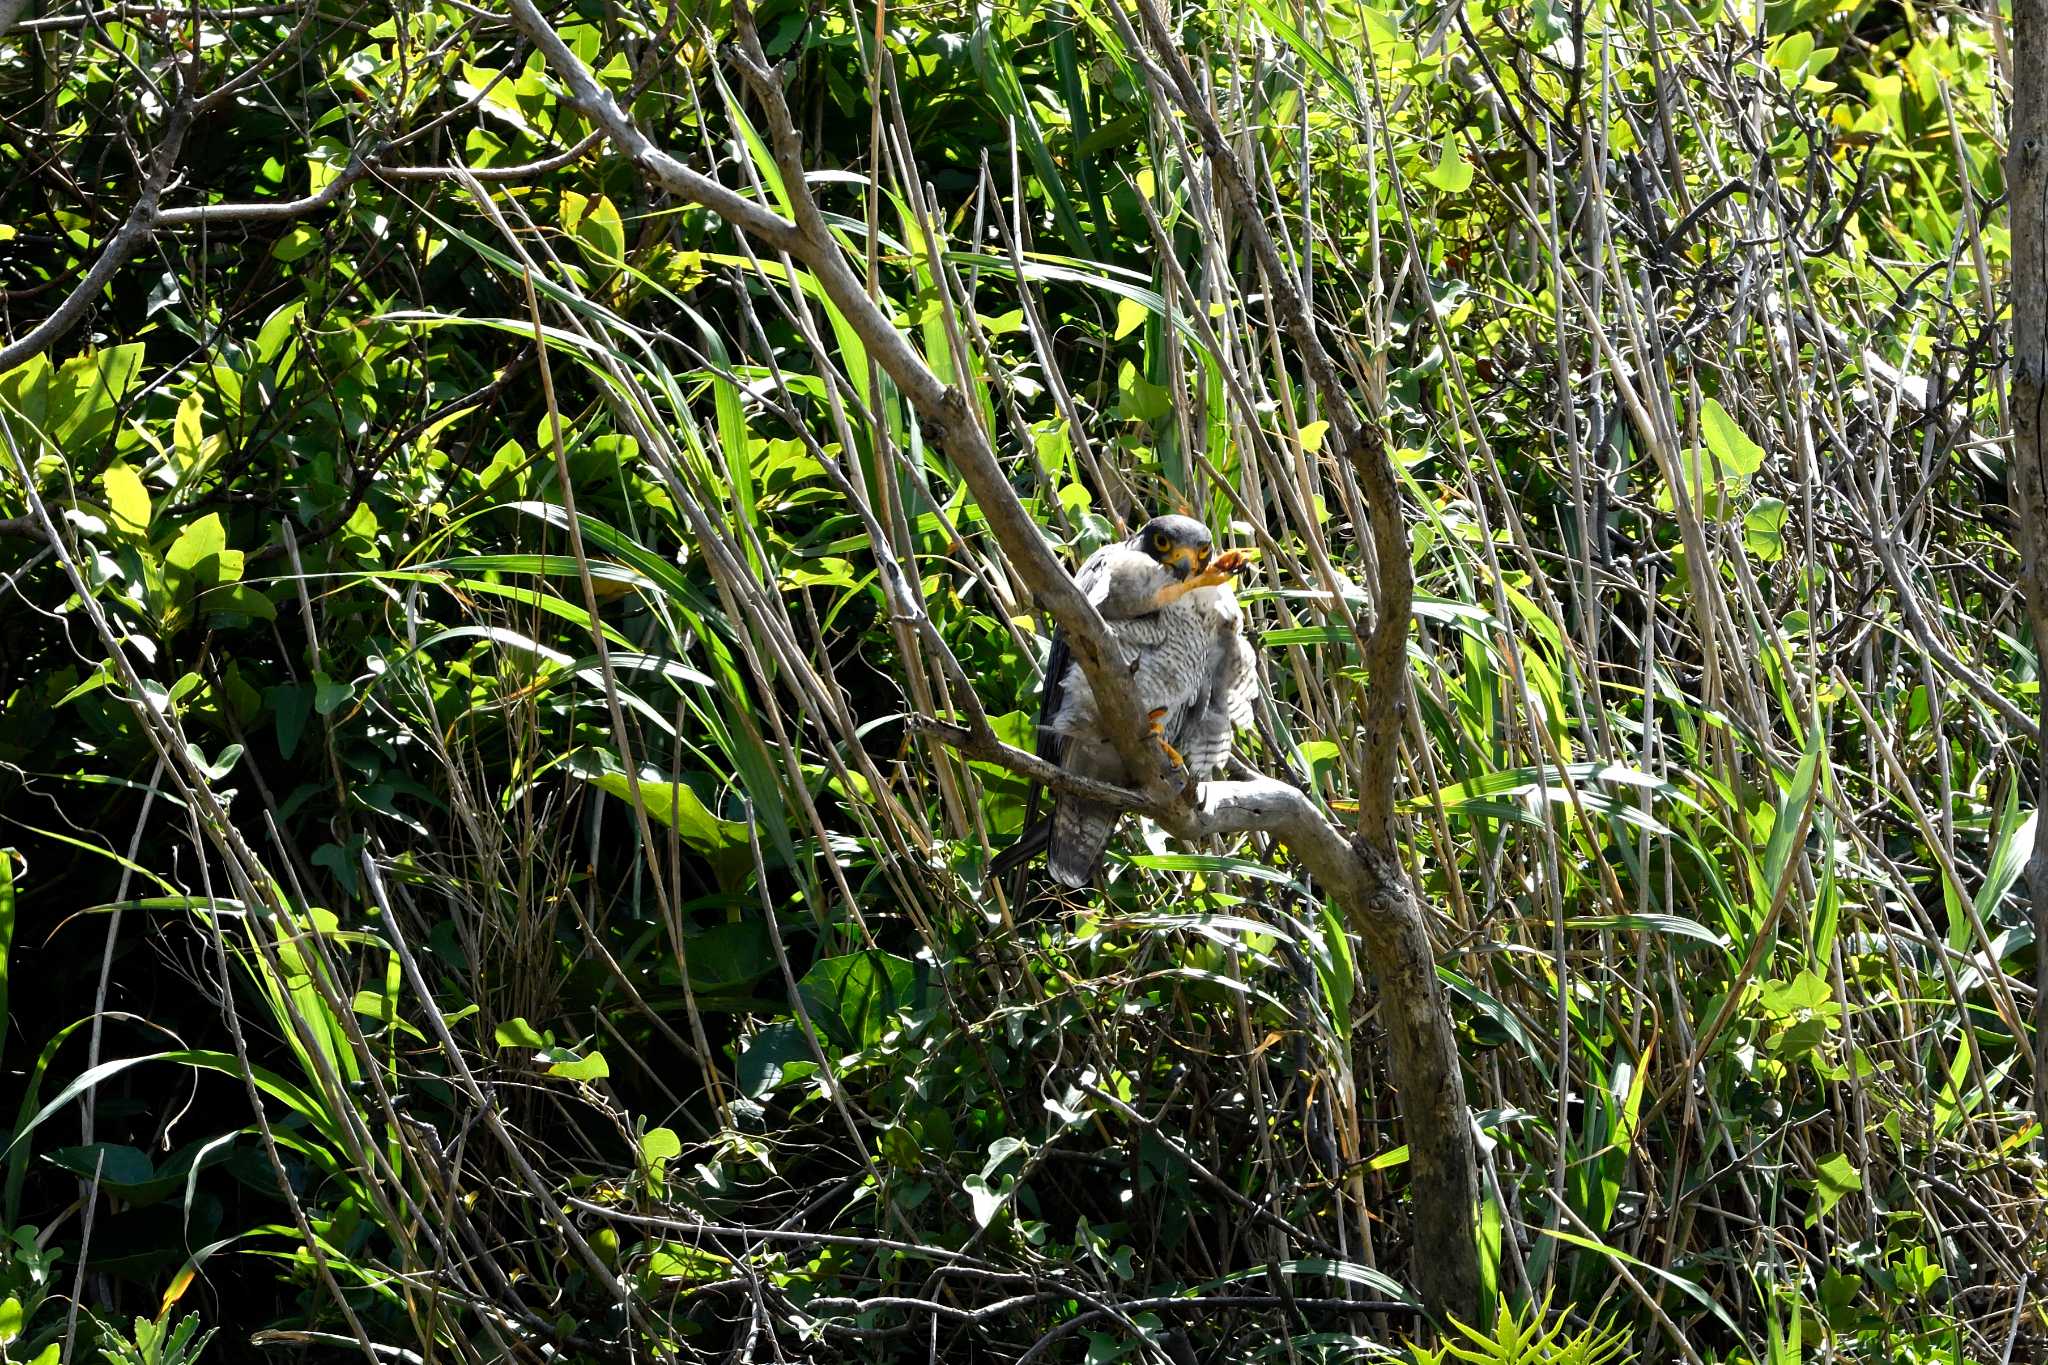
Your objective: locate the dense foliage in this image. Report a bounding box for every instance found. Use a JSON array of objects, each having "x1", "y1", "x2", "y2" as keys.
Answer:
[{"x1": 0, "y1": 0, "x2": 2041, "y2": 1360}]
